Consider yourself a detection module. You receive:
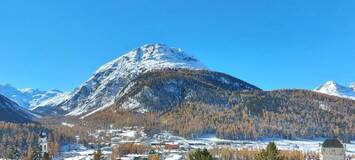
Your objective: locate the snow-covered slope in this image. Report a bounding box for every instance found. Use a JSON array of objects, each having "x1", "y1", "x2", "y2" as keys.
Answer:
[
  {"x1": 0, "y1": 93, "x2": 36, "y2": 123},
  {"x1": 0, "y1": 84, "x2": 66, "y2": 110},
  {"x1": 314, "y1": 81, "x2": 355, "y2": 100},
  {"x1": 59, "y1": 43, "x2": 207, "y2": 116},
  {"x1": 350, "y1": 82, "x2": 355, "y2": 91}
]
